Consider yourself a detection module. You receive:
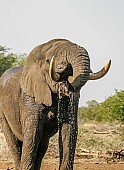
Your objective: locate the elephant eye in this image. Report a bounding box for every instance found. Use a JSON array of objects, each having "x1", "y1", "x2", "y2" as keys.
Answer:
[{"x1": 46, "y1": 59, "x2": 50, "y2": 64}]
